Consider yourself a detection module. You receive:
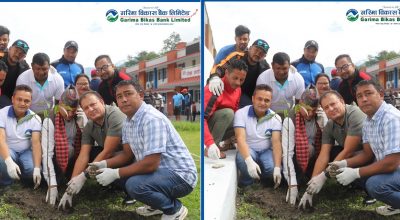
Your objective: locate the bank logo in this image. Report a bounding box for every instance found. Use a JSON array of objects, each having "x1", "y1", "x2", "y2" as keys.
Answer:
[
  {"x1": 106, "y1": 9, "x2": 119, "y2": 22},
  {"x1": 346, "y1": 9, "x2": 359, "y2": 22}
]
